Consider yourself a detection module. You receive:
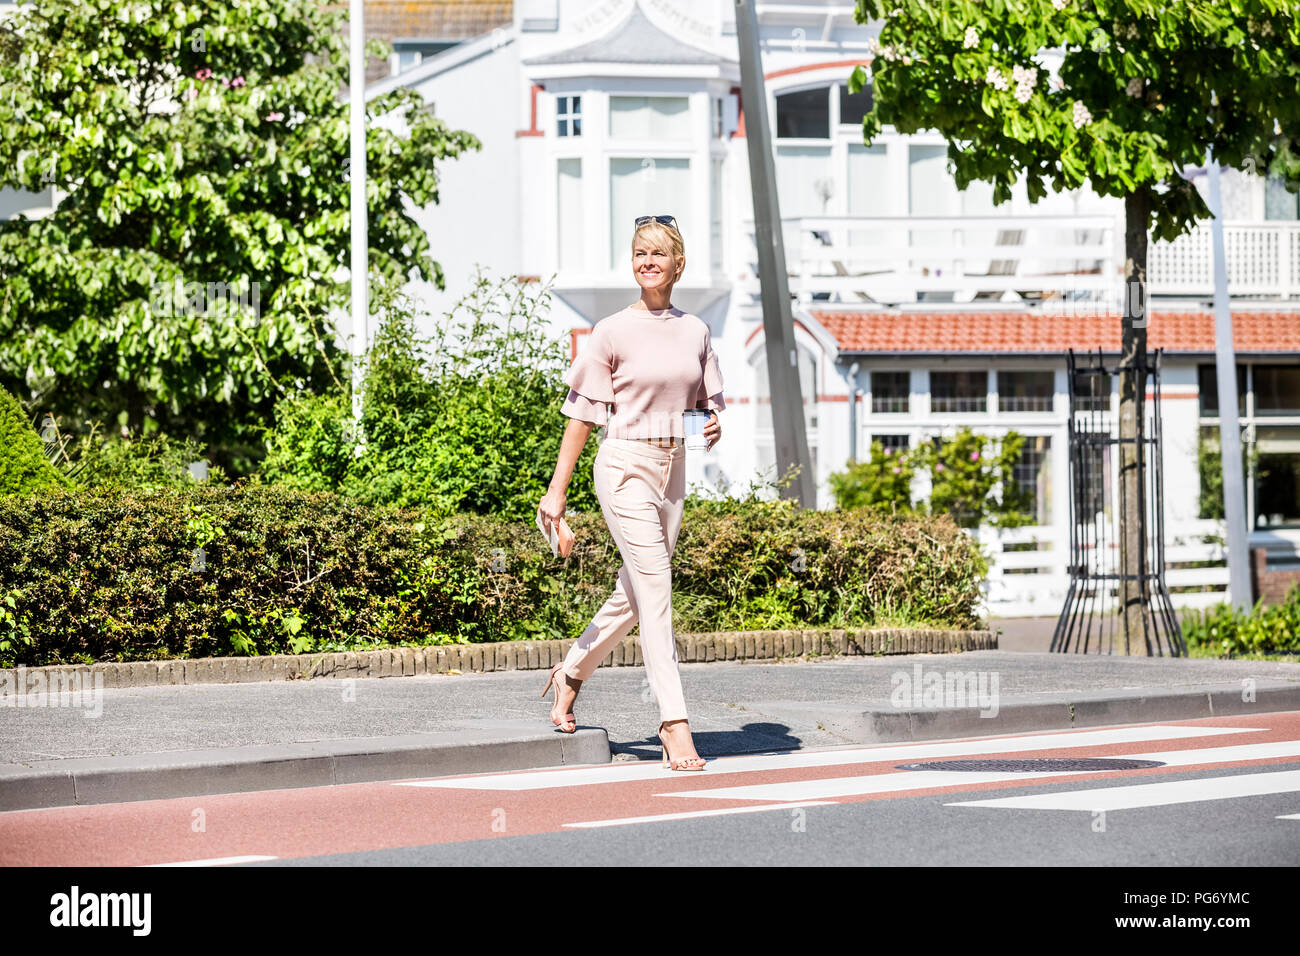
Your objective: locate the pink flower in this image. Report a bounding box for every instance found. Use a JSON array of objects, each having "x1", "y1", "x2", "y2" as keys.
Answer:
[
  {"x1": 232, "y1": 76, "x2": 246, "y2": 88},
  {"x1": 892, "y1": 467, "x2": 901, "y2": 475},
  {"x1": 970, "y1": 451, "x2": 980, "y2": 461},
  {"x1": 884, "y1": 447, "x2": 893, "y2": 456},
  {"x1": 936, "y1": 463, "x2": 945, "y2": 472},
  {"x1": 195, "y1": 68, "x2": 213, "y2": 81},
  {"x1": 185, "y1": 87, "x2": 198, "y2": 100},
  {"x1": 265, "y1": 111, "x2": 284, "y2": 122}
]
